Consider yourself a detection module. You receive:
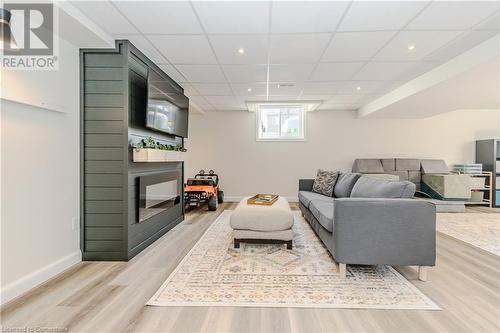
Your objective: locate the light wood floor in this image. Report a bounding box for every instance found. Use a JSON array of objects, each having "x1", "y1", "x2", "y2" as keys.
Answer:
[{"x1": 1, "y1": 203, "x2": 499, "y2": 333}]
